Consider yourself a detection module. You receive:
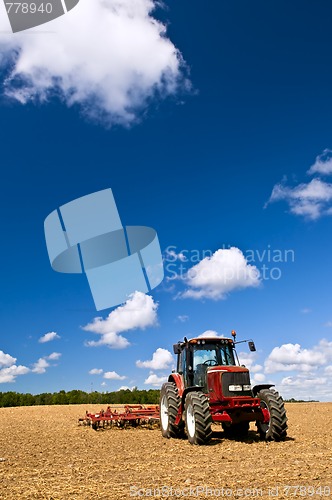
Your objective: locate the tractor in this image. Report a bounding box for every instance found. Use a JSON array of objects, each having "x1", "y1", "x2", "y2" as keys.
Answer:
[{"x1": 160, "y1": 331, "x2": 287, "y2": 445}]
